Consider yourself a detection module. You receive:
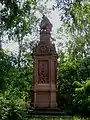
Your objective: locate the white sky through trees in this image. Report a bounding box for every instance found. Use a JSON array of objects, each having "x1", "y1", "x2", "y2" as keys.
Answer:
[{"x1": 3, "y1": 0, "x2": 66, "y2": 54}]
